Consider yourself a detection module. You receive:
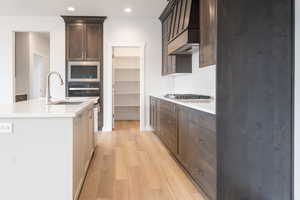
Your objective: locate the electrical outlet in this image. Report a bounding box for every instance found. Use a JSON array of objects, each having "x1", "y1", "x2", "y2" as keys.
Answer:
[{"x1": 0, "y1": 123, "x2": 13, "y2": 134}]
